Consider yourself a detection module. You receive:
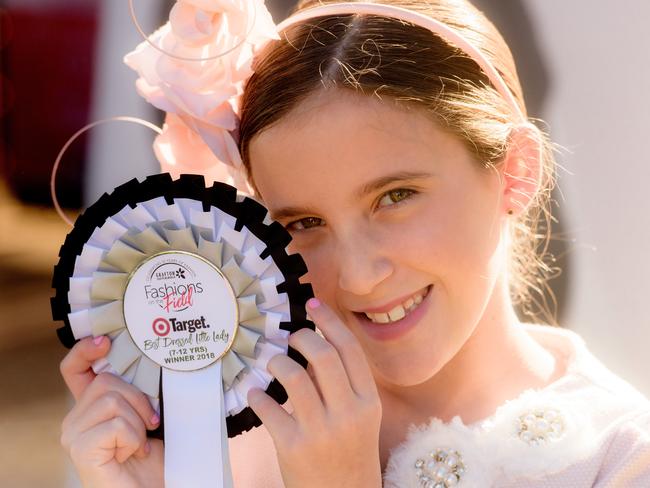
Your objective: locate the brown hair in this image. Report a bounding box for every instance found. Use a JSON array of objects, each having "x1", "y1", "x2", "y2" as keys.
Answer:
[{"x1": 238, "y1": 0, "x2": 559, "y2": 324}]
